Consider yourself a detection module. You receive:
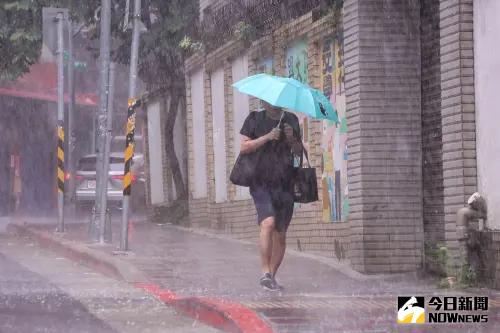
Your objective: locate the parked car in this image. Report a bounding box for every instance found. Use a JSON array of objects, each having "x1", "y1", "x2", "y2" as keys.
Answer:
[
  {"x1": 73, "y1": 152, "x2": 145, "y2": 212},
  {"x1": 111, "y1": 135, "x2": 143, "y2": 155}
]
